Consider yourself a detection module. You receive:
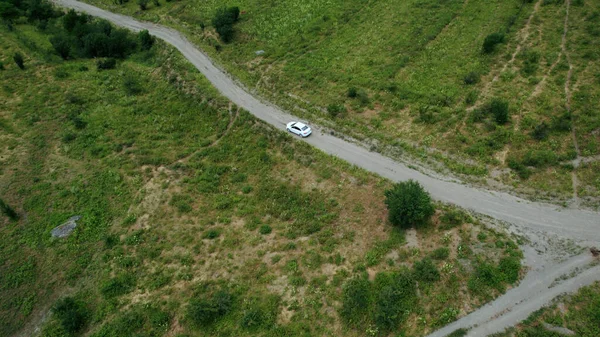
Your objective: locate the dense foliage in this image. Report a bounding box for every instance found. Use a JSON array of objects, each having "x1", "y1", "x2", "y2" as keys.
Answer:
[{"x1": 384, "y1": 180, "x2": 434, "y2": 229}]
